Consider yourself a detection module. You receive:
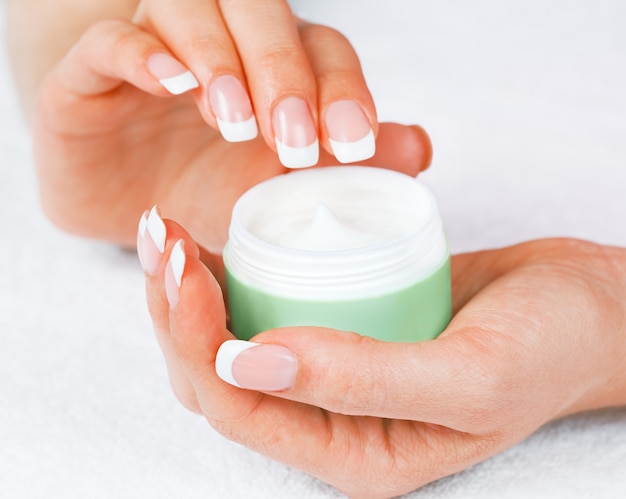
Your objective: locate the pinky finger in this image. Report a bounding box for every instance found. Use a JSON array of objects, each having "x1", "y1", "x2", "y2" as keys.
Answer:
[{"x1": 54, "y1": 18, "x2": 198, "y2": 97}]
